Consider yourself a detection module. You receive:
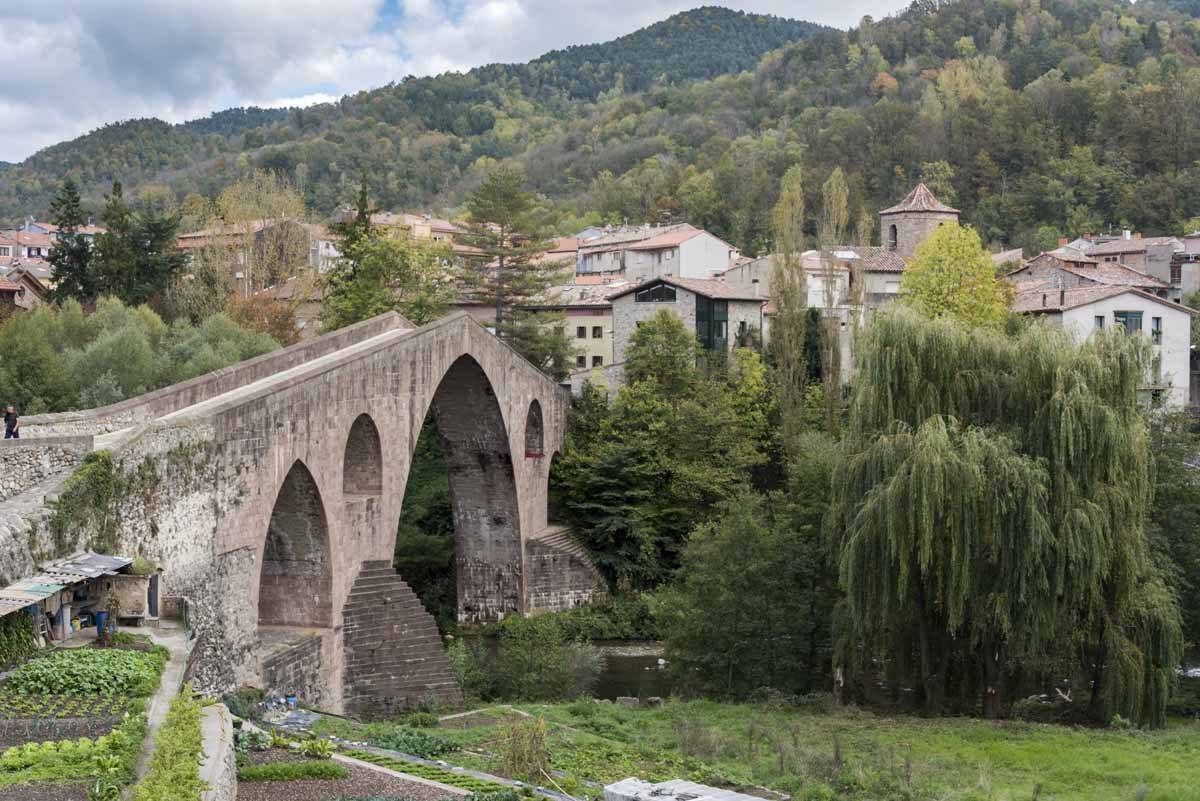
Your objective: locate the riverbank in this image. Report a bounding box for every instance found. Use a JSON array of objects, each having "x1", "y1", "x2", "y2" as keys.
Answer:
[{"x1": 421, "y1": 699, "x2": 1198, "y2": 801}]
